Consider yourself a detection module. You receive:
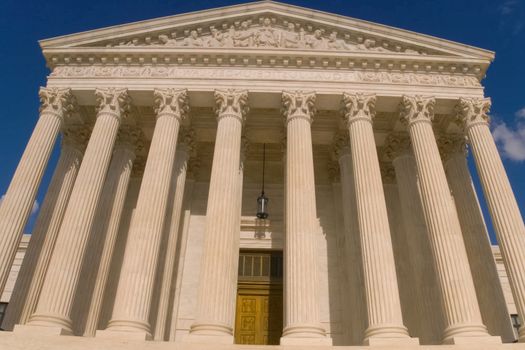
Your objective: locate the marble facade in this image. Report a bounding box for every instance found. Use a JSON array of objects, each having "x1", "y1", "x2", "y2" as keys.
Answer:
[{"x1": 1, "y1": 1, "x2": 525, "y2": 349}]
